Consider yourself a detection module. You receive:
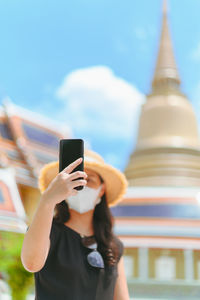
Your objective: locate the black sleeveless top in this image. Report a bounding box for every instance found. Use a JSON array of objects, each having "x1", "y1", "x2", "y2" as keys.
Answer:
[{"x1": 33, "y1": 219, "x2": 124, "y2": 300}]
